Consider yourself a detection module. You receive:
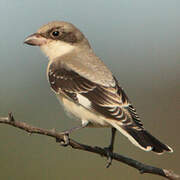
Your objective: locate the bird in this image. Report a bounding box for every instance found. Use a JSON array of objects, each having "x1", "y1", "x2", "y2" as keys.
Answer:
[{"x1": 24, "y1": 21, "x2": 173, "y2": 166}]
